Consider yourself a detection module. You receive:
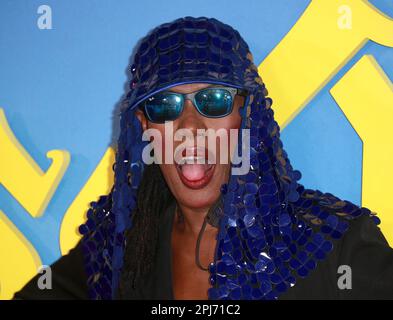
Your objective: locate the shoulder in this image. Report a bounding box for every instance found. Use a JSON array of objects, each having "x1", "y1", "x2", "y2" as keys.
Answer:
[
  {"x1": 281, "y1": 187, "x2": 393, "y2": 299},
  {"x1": 336, "y1": 213, "x2": 393, "y2": 299},
  {"x1": 13, "y1": 240, "x2": 88, "y2": 300}
]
